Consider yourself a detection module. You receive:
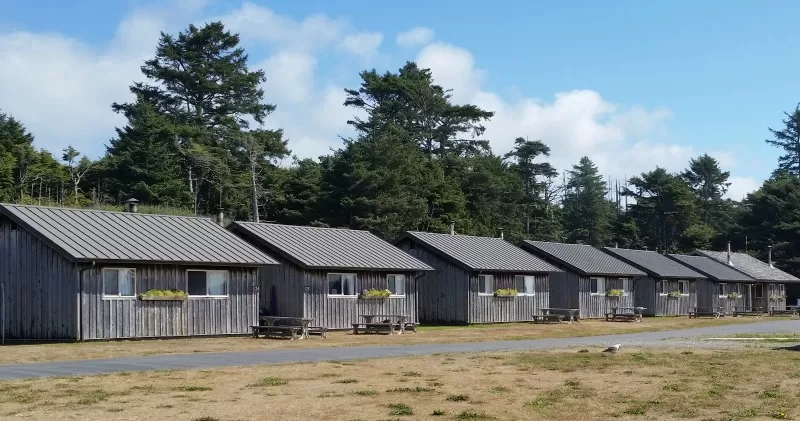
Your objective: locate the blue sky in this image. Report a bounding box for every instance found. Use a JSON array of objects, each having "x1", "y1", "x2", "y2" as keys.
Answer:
[{"x1": 3, "y1": 0, "x2": 799, "y2": 199}]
